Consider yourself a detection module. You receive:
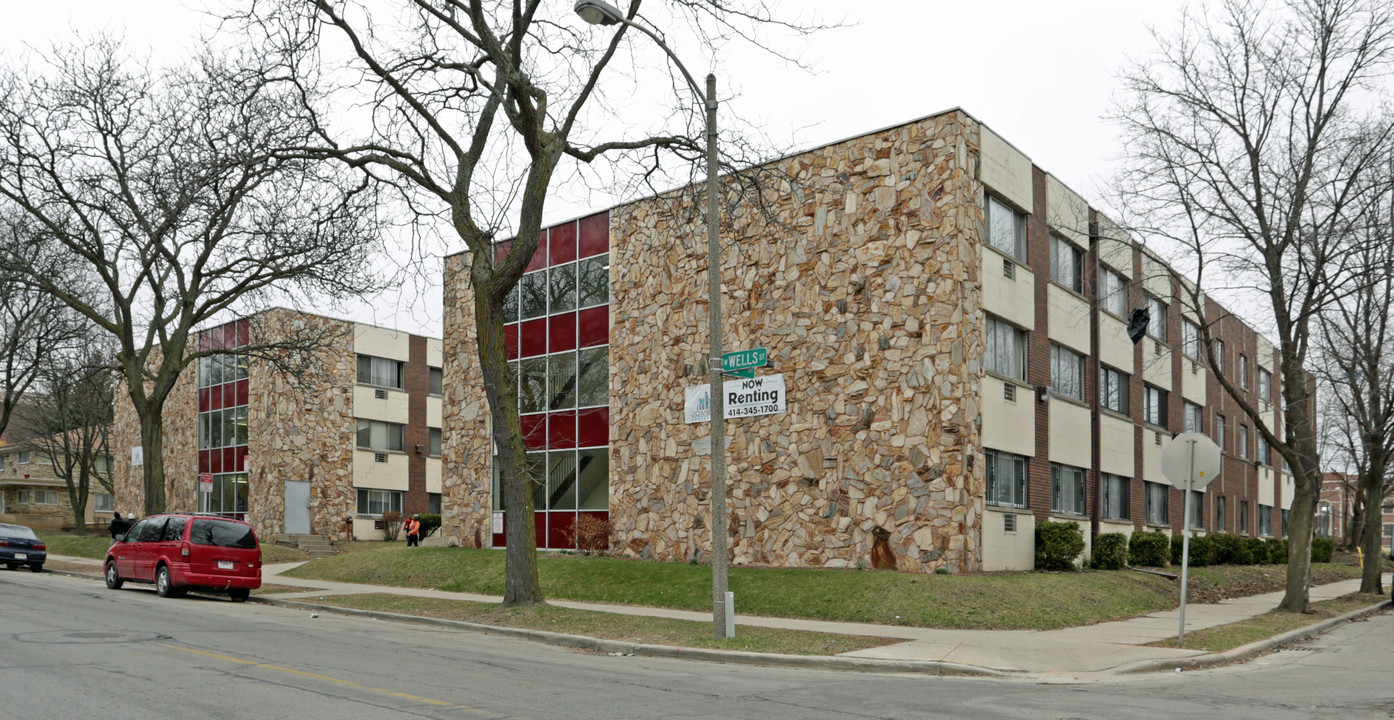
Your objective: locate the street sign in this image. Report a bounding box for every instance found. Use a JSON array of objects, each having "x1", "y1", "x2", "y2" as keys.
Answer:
[
  {"x1": 1162, "y1": 433, "x2": 1222, "y2": 490},
  {"x1": 199, "y1": 472, "x2": 214, "y2": 494},
  {"x1": 722, "y1": 348, "x2": 767, "y2": 376},
  {"x1": 684, "y1": 374, "x2": 787, "y2": 423}
]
